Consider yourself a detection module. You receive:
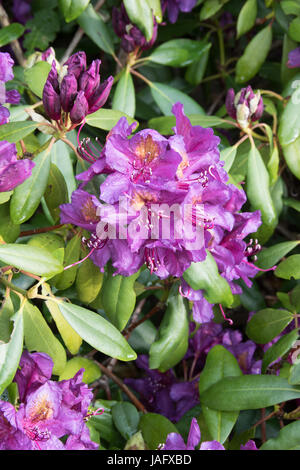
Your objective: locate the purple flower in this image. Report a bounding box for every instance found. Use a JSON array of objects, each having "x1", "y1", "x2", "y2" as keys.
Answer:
[
  {"x1": 287, "y1": 47, "x2": 300, "y2": 68},
  {"x1": 0, "y1": 52, "x2": 20, "y2": 124},
  {"x1": 160, "y1": 418, "x2": 225, "y2": 450},
  {"x1": 12, "y1": 0, "x2": 33, "y2": 24},
  {"x1": 162, "y1": 0, "x2": 197, "y2": 24},
  {"x1": 112, "y1": 4, "x2": 158, "y2": 53},
  {"x1": 124, "y1": 355, "x2": 199, "y2": 422},
  {"x1": 0, "y1": 141, "x2": 35, "y2": 192},
  {"x1": 225, "y1": 86, "x2": 264, "y2": 130},
  {"x1": 0, "y1": 352, "x2": 99, "y2": 450},
  {"x1": 160, "y1": 418, "x2": 258, "y2": 450},
  {"x1": 42, "y1": 52, "x2": 113, "y2": 127},
  {"x1": 60, "y1": 189, "x2": 101, "y2": 231}
]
